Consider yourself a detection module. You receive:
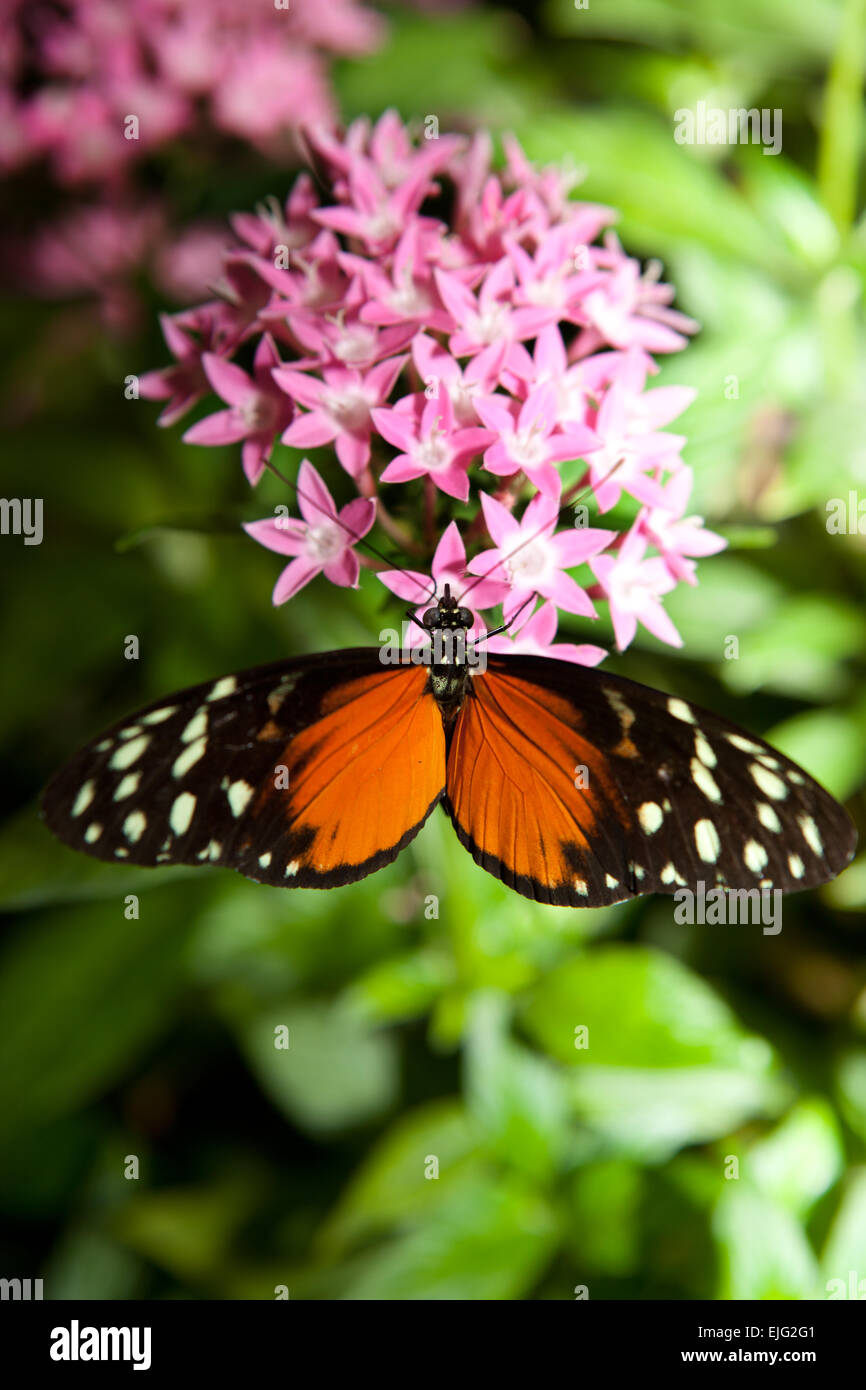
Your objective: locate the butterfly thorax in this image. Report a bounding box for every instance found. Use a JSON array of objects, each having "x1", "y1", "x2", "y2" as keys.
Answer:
[{"x1": 421, "y1": 586, "x2": 476, "y2": 726}]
